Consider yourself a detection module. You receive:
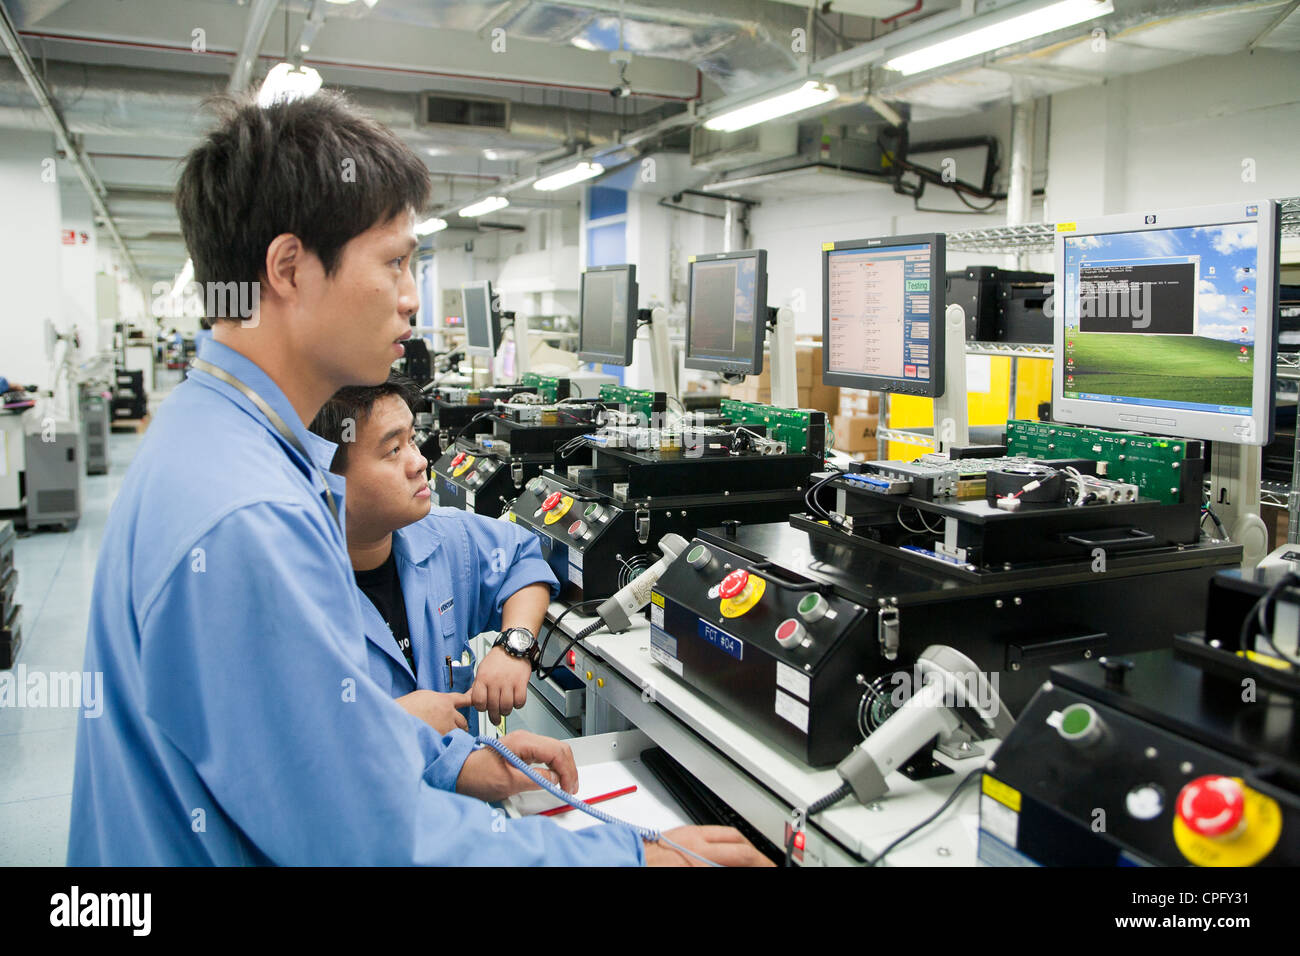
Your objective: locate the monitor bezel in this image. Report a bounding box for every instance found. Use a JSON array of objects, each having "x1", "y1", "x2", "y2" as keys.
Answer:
[
  {"x1": 461, "y1": 280, "x2": 501, "y2": 359},
  {"x1": 577, "y1": 264, "x2": 638, "y2": 367},
  {"x1": 820, "y1": 233, "x2": 947, "y2": 398},
  {"x1": 1052, "y1": 199, "x2": 1279, "y2": 446},
  {"x1": 684, "y1": 248, "x2": 769, "y2": 376}
]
